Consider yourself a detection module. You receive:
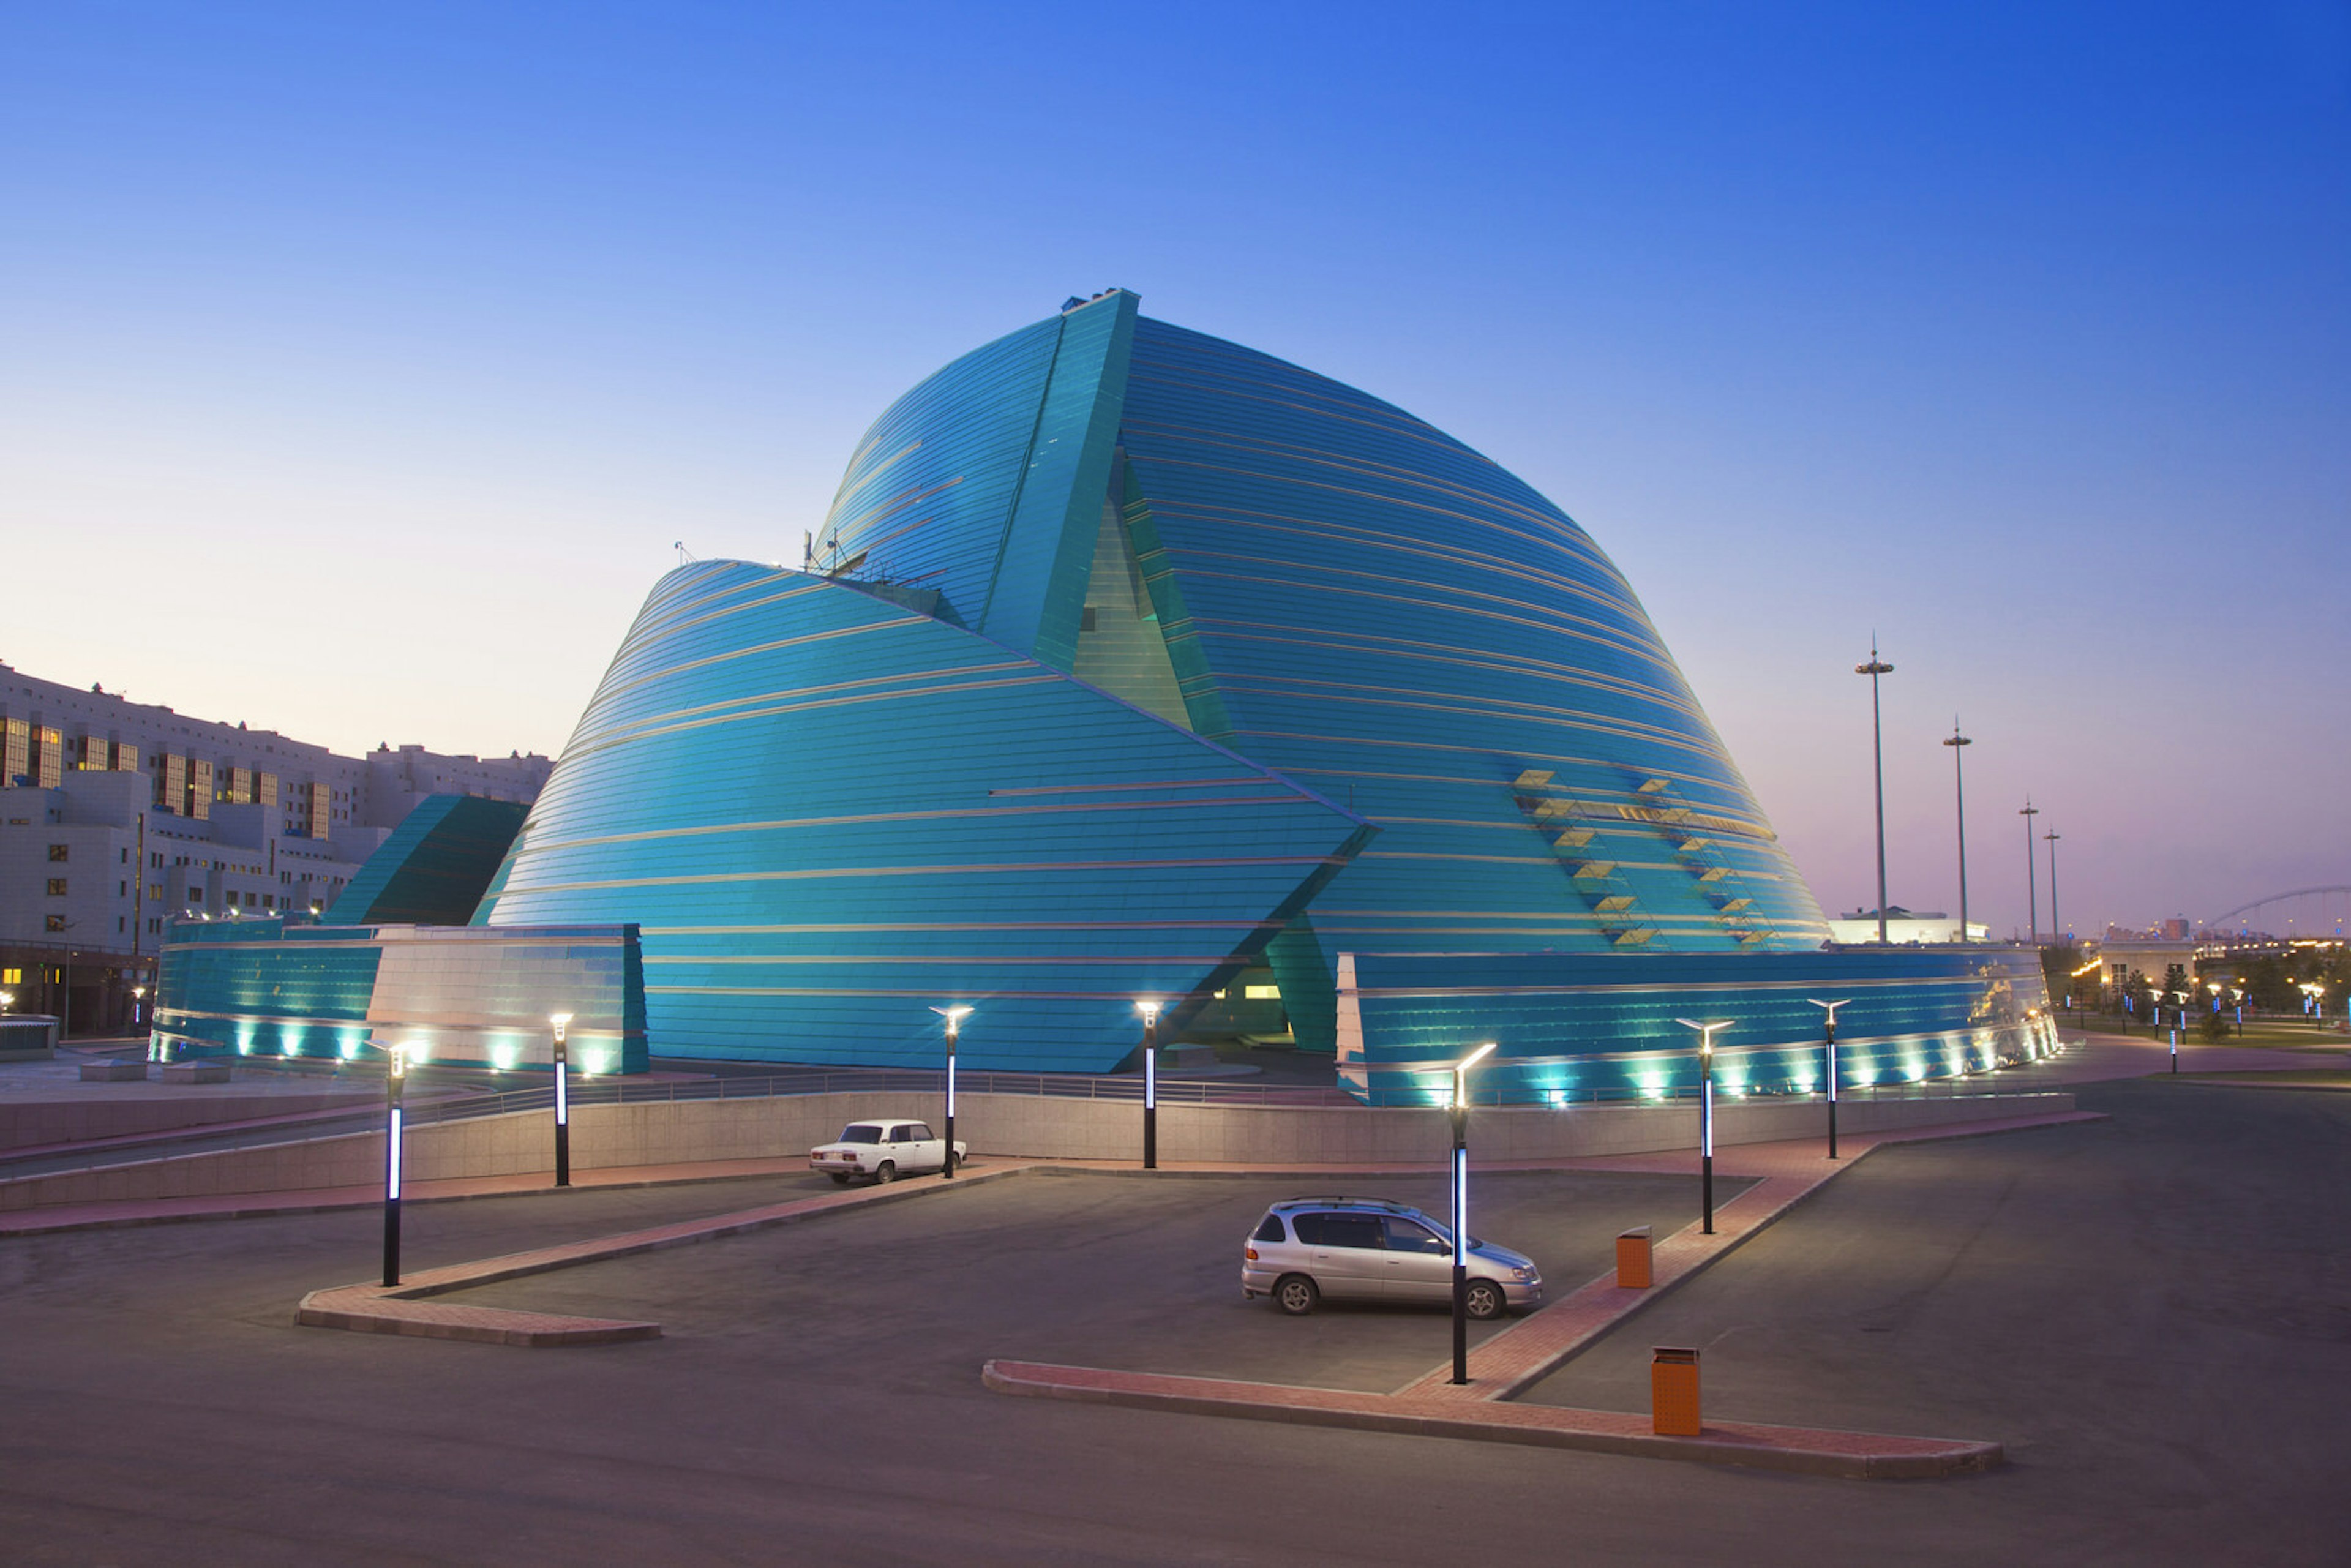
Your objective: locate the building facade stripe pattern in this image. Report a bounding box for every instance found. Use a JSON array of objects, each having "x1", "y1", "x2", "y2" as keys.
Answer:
[
  {"x1": 161, "y1": 288, "x2": 2052, "y2": 1092},
  {"x1": 465, "y1": 288, "x2": 2047, "y2": 1085}
]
